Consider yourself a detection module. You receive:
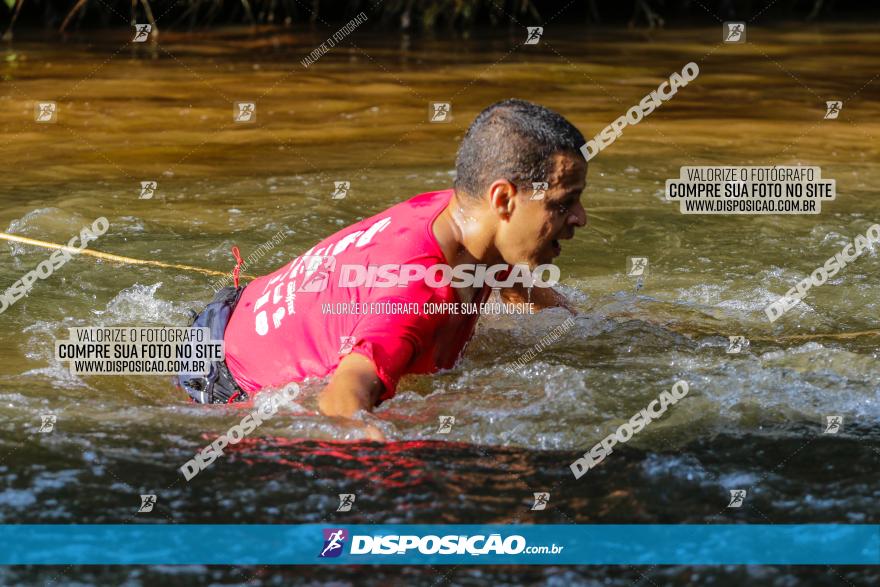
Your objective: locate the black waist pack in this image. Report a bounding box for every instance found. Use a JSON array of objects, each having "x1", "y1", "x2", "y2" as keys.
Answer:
[{"x1": 176, "y1": 285, "x2": 248, "y2": 404}]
